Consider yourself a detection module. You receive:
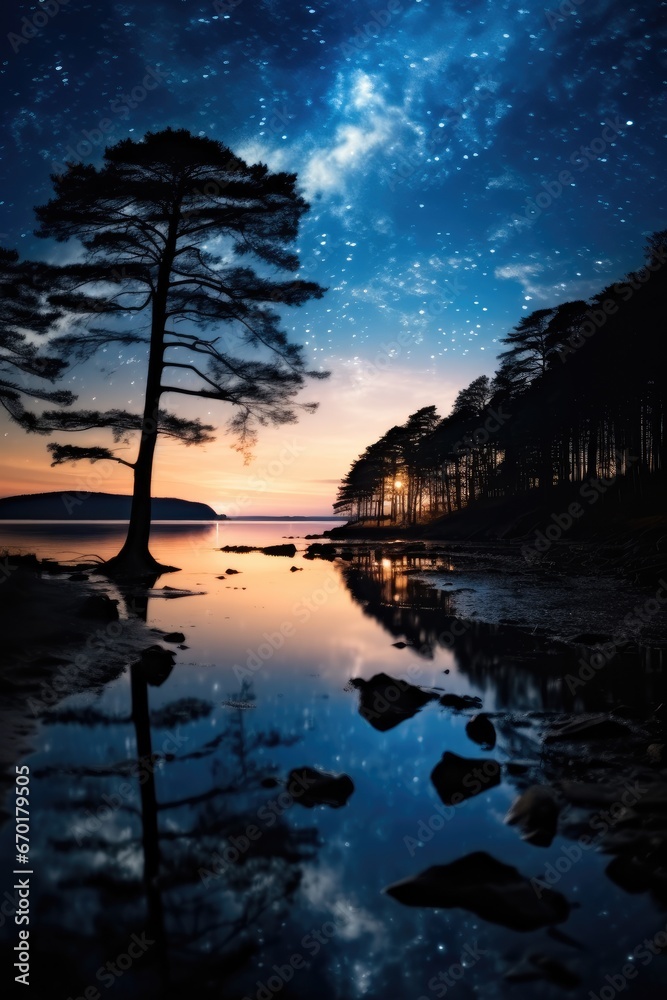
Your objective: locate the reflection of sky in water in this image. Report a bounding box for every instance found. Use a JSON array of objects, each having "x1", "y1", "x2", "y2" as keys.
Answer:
[{"x1": 1, "y1": 522, "x2": 667, "y2": 998}]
